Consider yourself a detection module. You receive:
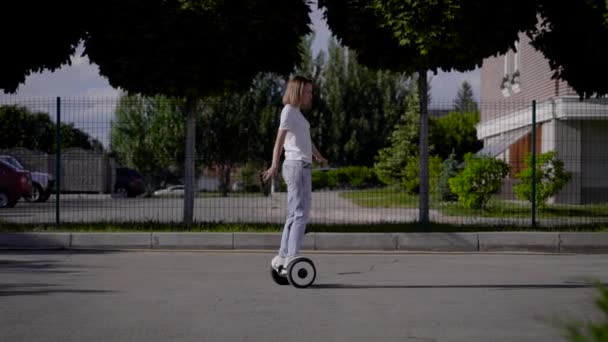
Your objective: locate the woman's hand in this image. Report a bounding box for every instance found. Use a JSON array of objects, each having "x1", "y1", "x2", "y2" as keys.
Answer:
[
  {"x1": 314, "y1": 155, "x2": 328, "y2": 167},
  {"x1": 262, "y1": 165, "x2": 278, "y2": 183}
]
